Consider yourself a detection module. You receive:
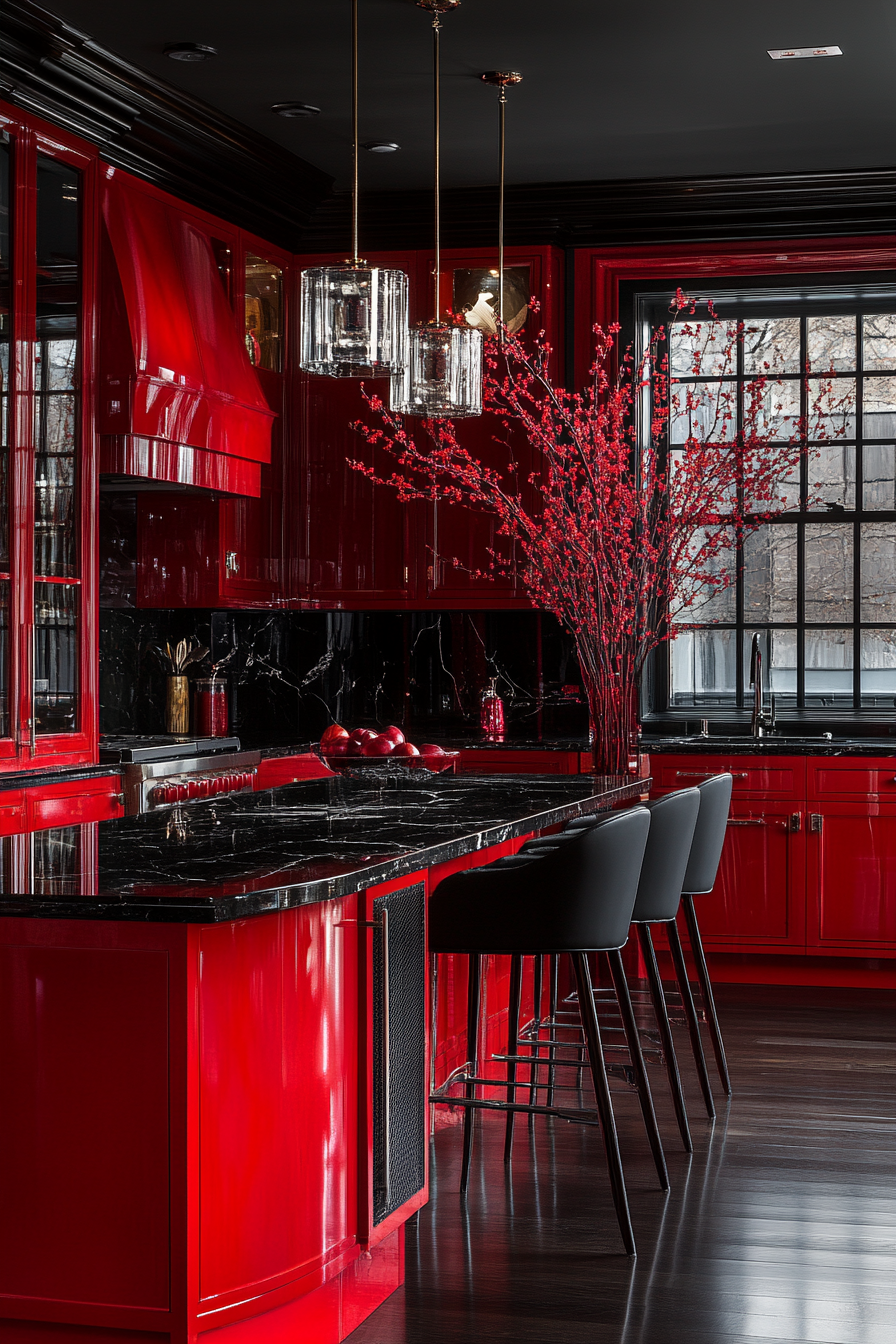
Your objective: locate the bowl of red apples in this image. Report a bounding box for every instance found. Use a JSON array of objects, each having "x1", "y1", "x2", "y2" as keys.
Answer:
[{"x1": 318, "y1": 725, "x2": 458, "y2": 773}]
